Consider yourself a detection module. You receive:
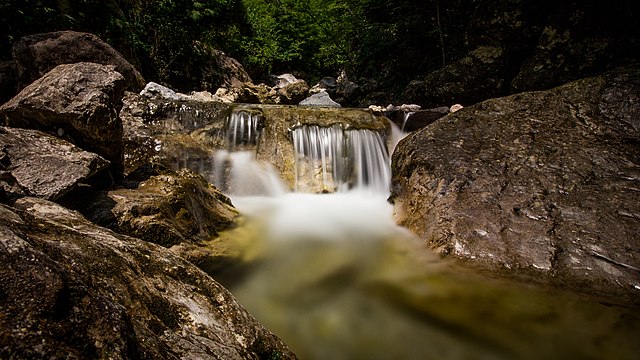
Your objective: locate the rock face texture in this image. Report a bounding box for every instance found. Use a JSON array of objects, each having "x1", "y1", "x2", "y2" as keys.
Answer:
[
  {"x1": 391, "y1": 65, "x2": 640, "y2": 301},
  {"x1": 0, "y1": 197, "x2": 295, "y2": 359},
  {"x1": 0, "y1": 62, "x2": 126, "y2": 179},
  {"x1": 119, "y1": 92, "x2": 230, "y2": 177},
  {"x1": 0, "y1": 126, "x2": 109, "y2": 201},
  {"x1": 80, "y1": 168, "x2": 237, "y2": 248},
  {"x1": 11, "y1": 31, "x2": 145, "y2": 93}
]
